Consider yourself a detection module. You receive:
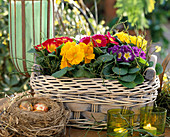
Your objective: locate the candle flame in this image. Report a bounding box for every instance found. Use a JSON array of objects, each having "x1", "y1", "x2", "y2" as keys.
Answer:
[
  {"x1": 114, "y1": 128, "x2": 126, "y2": 133},
  {"x1": 146, "y1": 123, "x2": 151, "y2": 128}
]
